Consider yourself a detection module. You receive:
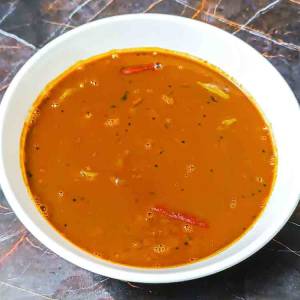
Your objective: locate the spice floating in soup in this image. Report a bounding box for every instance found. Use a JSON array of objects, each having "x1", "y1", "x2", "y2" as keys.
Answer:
[{"x1": 21, "y1": 49, "x2": 276, "y2": 268}]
